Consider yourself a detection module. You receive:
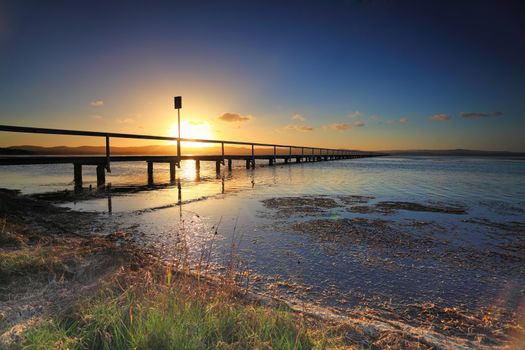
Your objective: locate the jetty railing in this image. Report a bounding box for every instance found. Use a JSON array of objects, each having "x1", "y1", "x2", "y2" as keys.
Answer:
[{"x1": 0, "y1": 124, "x2": 381, "y2": 189}]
